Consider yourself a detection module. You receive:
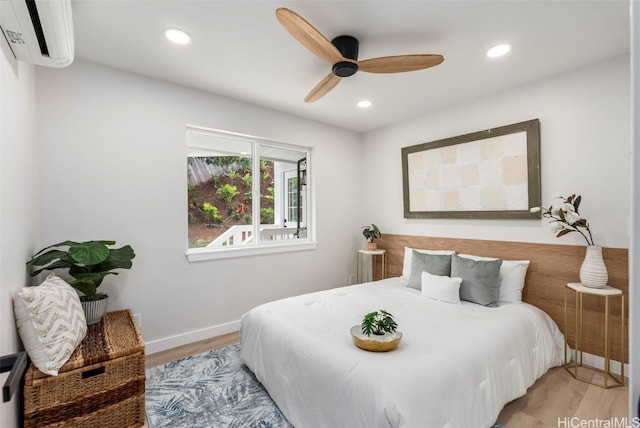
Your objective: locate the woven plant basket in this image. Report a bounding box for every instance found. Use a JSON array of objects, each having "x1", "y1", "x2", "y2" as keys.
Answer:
[{"x1": 24, "y1": 309, "x2": 145, "y2": 428}]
